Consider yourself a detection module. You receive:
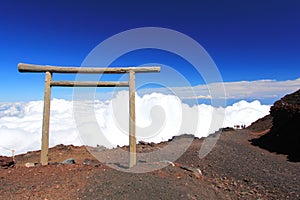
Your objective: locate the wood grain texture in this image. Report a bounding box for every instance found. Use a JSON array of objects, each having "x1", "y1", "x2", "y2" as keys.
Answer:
[
  {"x1": 41, "y1": 71, "x2": 52, "y2": 166},
  {"x1": 18, "y1": 63, "x2": 160, "y2": 74},
  {"x1": 129, "y1": 70, "x2": 136, "y2": 167},
  {"x1": 50, "y1": 81, "x2": 129, "y2": 87}
]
